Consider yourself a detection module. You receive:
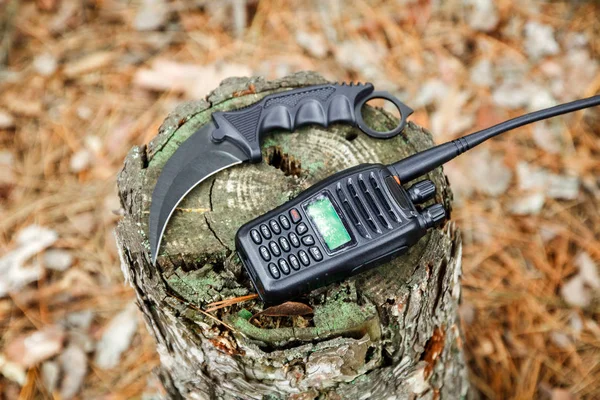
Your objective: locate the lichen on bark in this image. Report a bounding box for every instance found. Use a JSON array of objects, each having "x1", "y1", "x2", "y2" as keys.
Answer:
[{"x1": 116, "y1": 72, "x2": 469, "y2": 399}]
